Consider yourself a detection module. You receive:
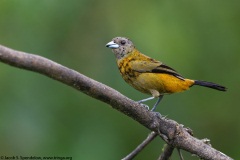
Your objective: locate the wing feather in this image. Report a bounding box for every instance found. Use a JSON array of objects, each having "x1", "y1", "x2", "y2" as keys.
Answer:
[{"x1": 130, "y1": 60, "x2": 185, "y2": 80}]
